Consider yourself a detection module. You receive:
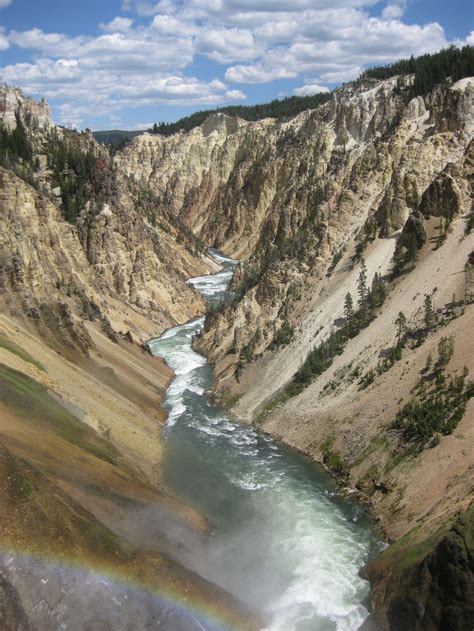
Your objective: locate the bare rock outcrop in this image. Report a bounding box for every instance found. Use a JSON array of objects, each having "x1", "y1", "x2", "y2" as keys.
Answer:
[{"x1": 0, "y1": 83, "x2": 52, "y2": 132}]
